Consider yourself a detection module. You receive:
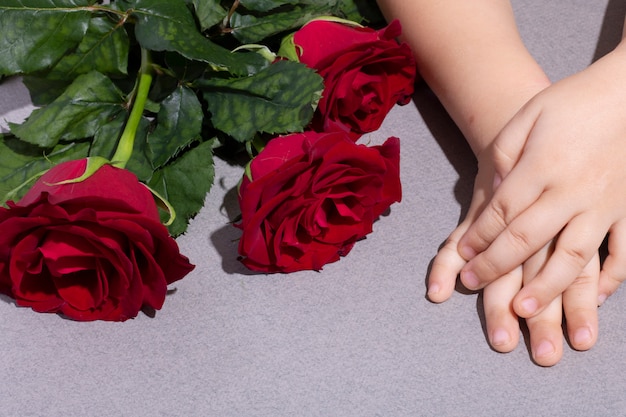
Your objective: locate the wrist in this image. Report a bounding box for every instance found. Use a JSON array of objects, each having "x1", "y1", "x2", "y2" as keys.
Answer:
[{"x1": 467, "y1": 77, "x2": 551, "y2": 158}]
